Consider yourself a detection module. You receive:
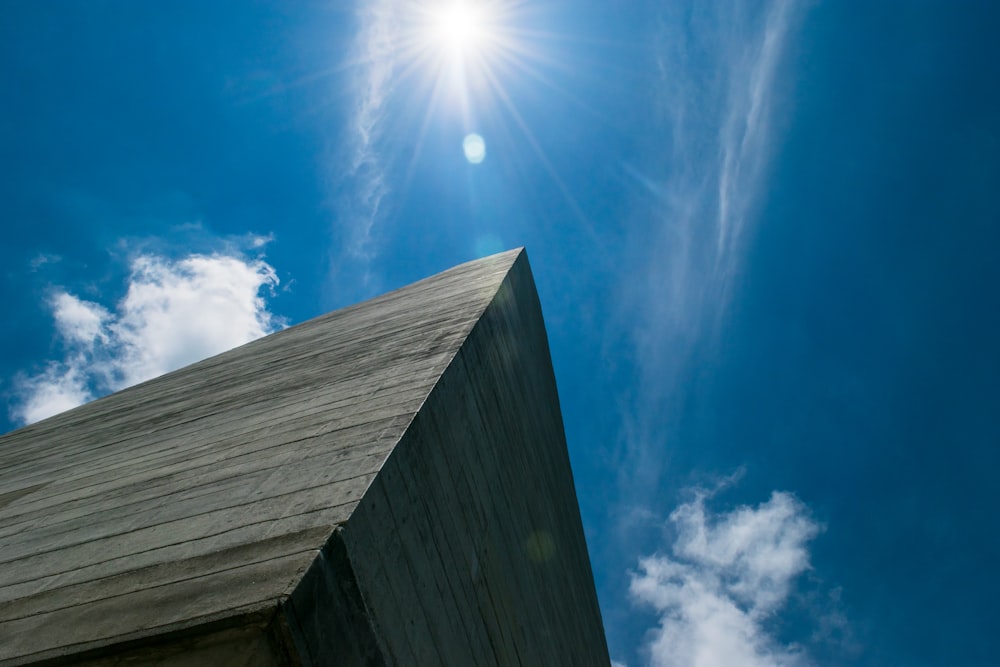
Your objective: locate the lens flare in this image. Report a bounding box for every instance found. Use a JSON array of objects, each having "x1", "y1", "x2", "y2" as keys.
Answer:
[{"x1": 463, "y1": 133, "x2": 486, "y2": 163}]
